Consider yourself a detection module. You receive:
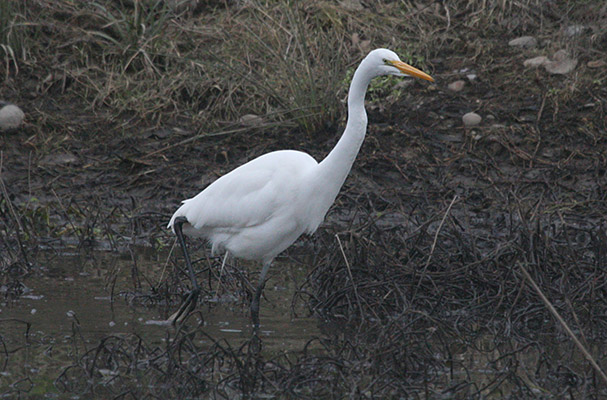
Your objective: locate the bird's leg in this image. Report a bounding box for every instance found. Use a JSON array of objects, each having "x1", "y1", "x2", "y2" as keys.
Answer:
[
  {"x1": 169, "y1": 216, "x2": 201, "y2": 325},
  {"x1": 250, "y1": 261, "x2": 272, "y2": 330},
  {"x1": 216, "y1": 251, "x2": 229, "y2": 296}
]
